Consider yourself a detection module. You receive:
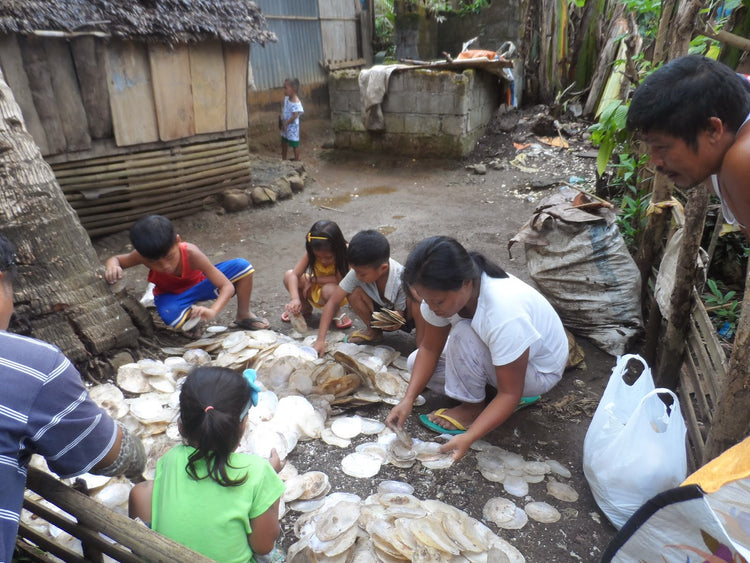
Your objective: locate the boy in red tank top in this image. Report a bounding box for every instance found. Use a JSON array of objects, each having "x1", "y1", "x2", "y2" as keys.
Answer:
[{"x1": 104, "y1": 215, "x2": 269, "y2": 331}]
